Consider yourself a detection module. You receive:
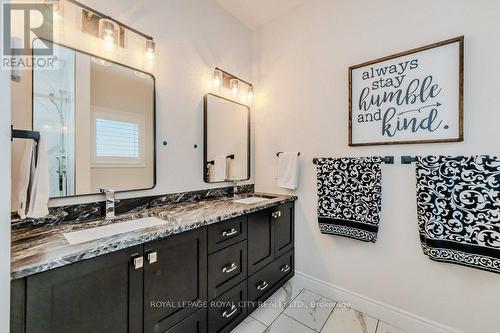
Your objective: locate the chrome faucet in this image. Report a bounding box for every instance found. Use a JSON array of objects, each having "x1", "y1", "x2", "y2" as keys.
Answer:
[
  {"x1": 101, "y1": 189, "x2": 115, "y2": 221},
  {"x1": 231, "y1": 181, "x2": 239, "y2": 198}
]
